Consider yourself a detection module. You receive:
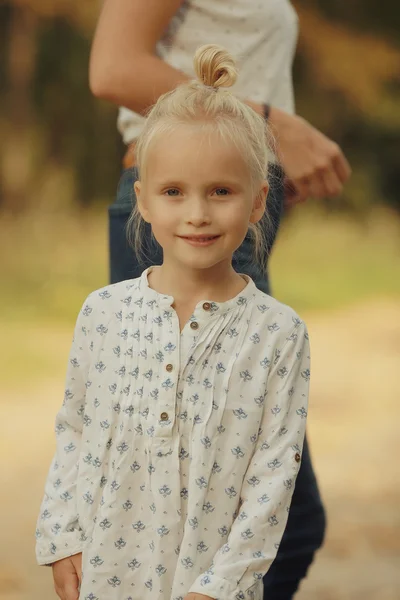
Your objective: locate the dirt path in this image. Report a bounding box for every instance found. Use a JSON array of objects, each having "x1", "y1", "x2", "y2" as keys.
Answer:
[{"x1": 1, "y1": 300, "x2": 399, "y2": 600}]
